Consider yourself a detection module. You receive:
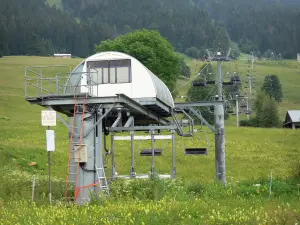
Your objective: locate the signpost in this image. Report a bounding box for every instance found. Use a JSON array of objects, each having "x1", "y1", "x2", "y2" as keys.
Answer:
[
  {"x1": 41, "y1": 110, "x2": 57, "y2": 127},
  {"x1": 41, "y1": 110, "x2": 56, "y2": 204}
]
